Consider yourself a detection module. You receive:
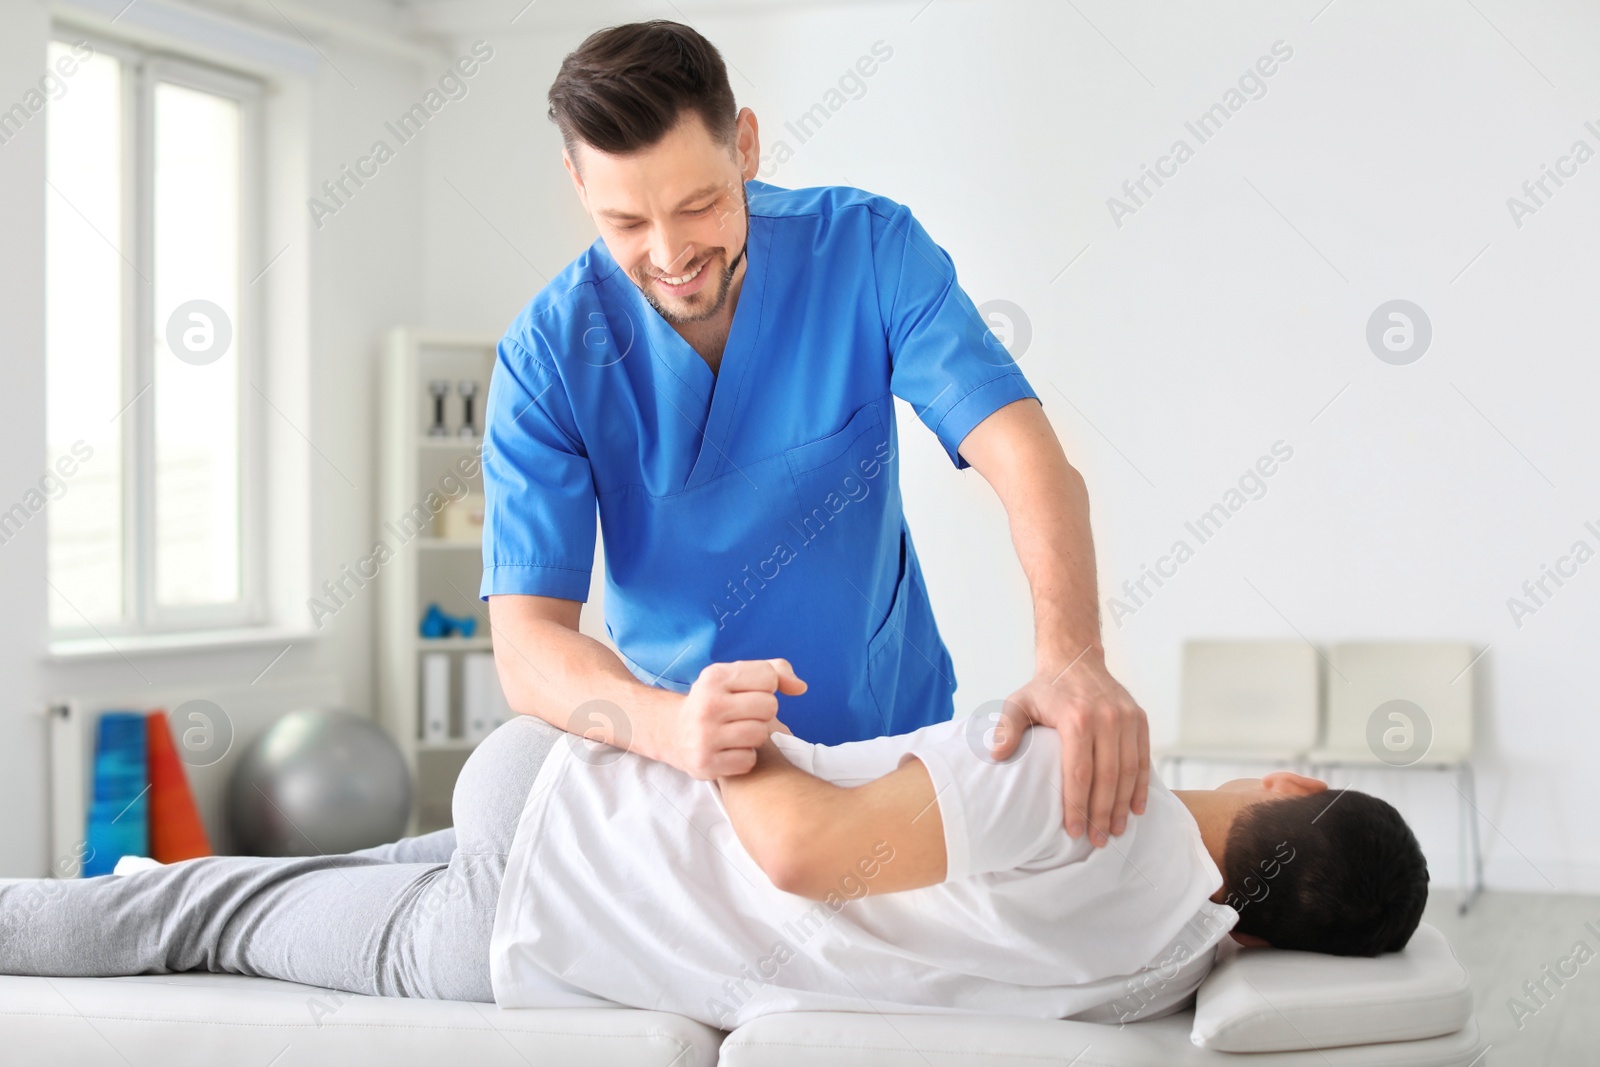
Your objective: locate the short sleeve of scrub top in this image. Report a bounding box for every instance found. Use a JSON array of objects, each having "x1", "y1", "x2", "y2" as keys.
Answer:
[
  {"x1": 870, "y1": 200, "x2": 1040, "y2": 471},
  {"x1": 479, "y1": 335, "x2": 597, "y2": 602}
]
